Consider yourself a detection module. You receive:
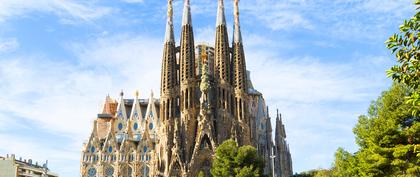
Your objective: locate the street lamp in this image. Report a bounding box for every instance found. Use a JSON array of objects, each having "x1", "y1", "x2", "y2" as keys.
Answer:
[{"x1": 270, "y1": 146, "x2": 276, "y2": 177}]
